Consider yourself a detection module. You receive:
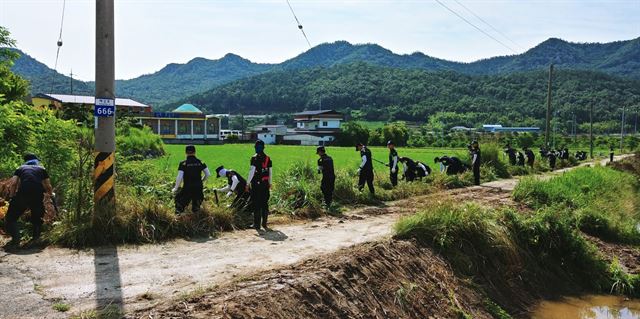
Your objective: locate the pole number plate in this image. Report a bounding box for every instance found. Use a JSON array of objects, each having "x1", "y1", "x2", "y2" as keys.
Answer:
[{"x1": 95, "y1": 98, "x2": 115, "y2": 117}]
